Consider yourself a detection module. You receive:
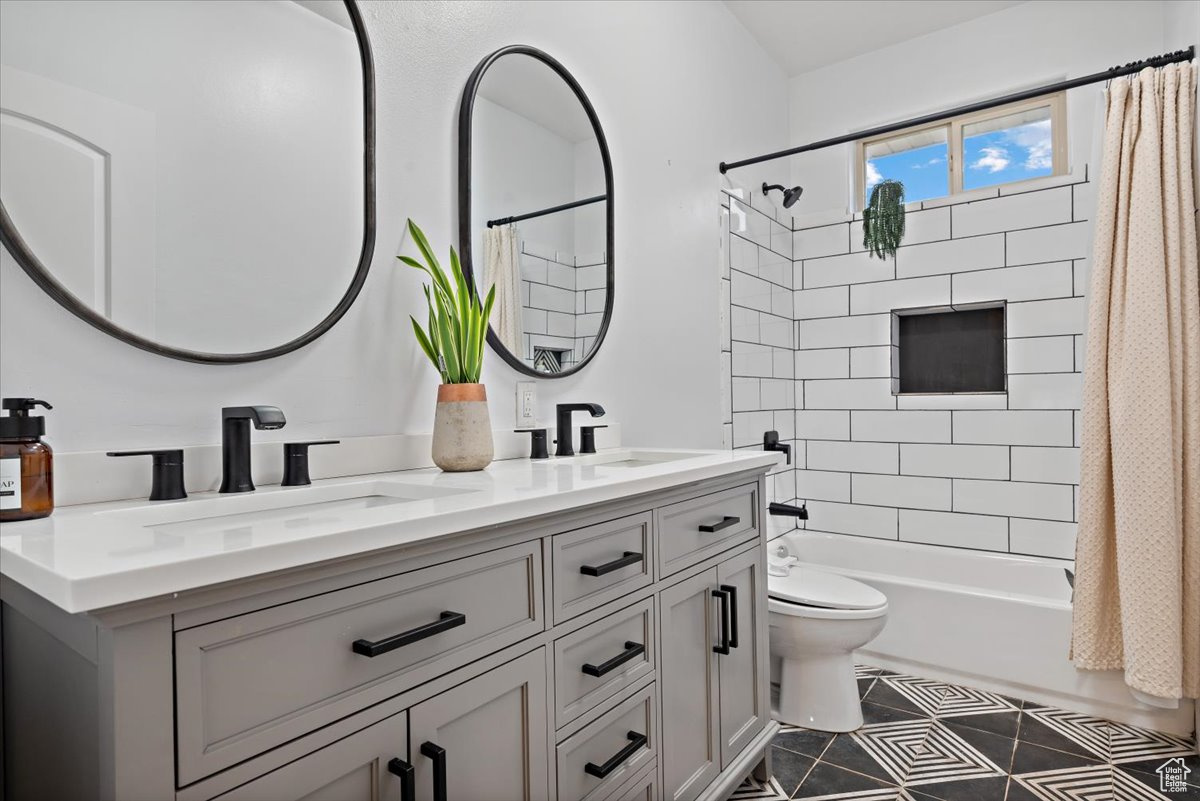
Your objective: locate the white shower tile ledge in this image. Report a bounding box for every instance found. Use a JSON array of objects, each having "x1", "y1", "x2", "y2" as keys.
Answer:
[{"x1": 0, "y1": 448, "x2": 780, "y2": 614}]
